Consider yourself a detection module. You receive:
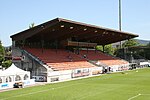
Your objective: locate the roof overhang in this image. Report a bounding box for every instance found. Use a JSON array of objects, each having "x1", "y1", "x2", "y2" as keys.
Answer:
[{"x1": 10, "y1": 18, "x2": 139, "y2": 45}]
